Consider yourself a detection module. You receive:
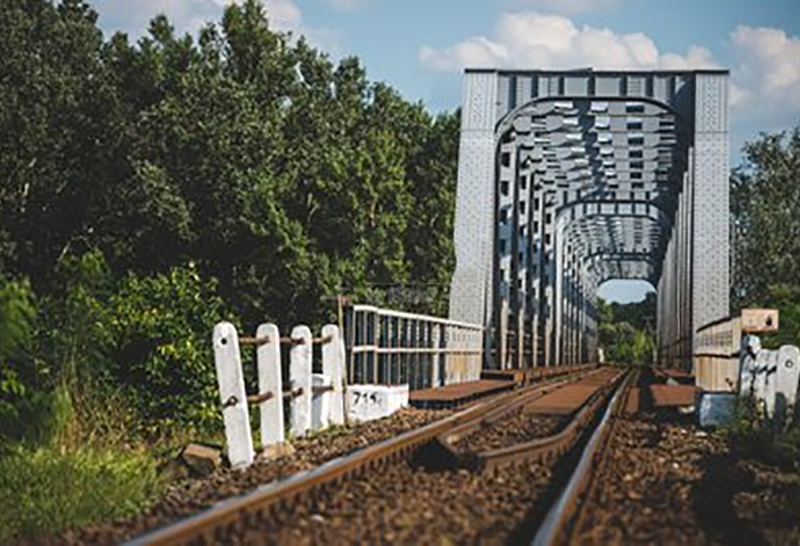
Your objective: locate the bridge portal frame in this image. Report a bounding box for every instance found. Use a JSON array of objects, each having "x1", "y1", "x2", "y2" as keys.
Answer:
[{"x1": 449, "y1": 69, "x2": 730, "y2": 369}]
